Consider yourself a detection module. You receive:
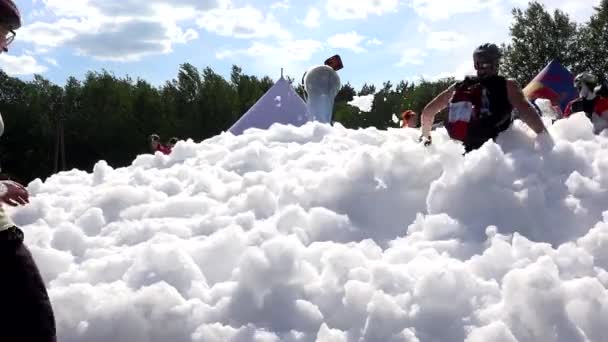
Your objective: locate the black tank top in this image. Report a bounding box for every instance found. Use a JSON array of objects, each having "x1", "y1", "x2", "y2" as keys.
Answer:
[
  {"x1": 453, "y1": 75, "x2": 513, "y2": 151},
  {"x1": 570, "y1": 98, "x2": 596, "y2": 119}
]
